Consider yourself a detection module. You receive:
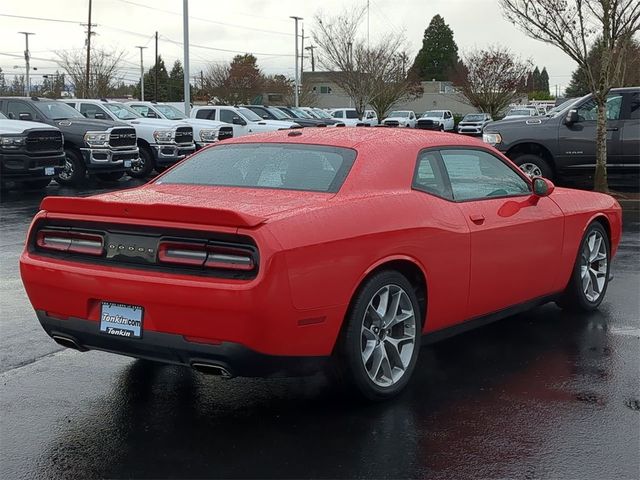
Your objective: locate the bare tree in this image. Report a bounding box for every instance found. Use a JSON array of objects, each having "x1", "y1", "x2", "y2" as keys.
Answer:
[
  {"x1": 369, "y1": 53, "x2": 423, "y2": 120},
  {"x1": 312, "y1": 8, "x2": 417, "y2": 118},
  {"x1": 452, "y1": 46, "x2": 531, "y2": 119},
  {"x1": 499, "y1": 0, "x2": 640, "y2": 192},
  {"x1": 56, "y1": 48, "x2": 125, "y2": 98}
]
